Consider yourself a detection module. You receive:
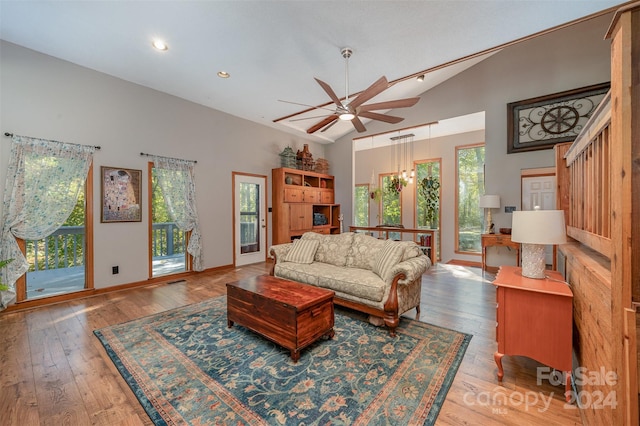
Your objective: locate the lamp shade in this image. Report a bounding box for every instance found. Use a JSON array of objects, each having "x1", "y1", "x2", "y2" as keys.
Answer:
[
  {"x1": 479, "y1": 195, "x2": 500, "y2": 209},
  {"x1": 511, "y1": 210, "x2": 567, "y2": 245}
]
